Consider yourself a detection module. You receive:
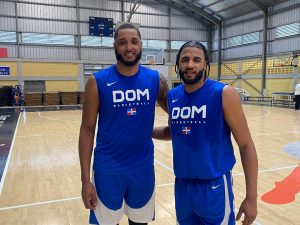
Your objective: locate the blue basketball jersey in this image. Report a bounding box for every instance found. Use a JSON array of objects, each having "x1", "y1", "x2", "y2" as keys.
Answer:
[
  {"x1": 168, "y1": 79, "x2": 236, "y2": 179},
  {"x1": 93, "y1": 65, "x2": 160, "y2": 174}
]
